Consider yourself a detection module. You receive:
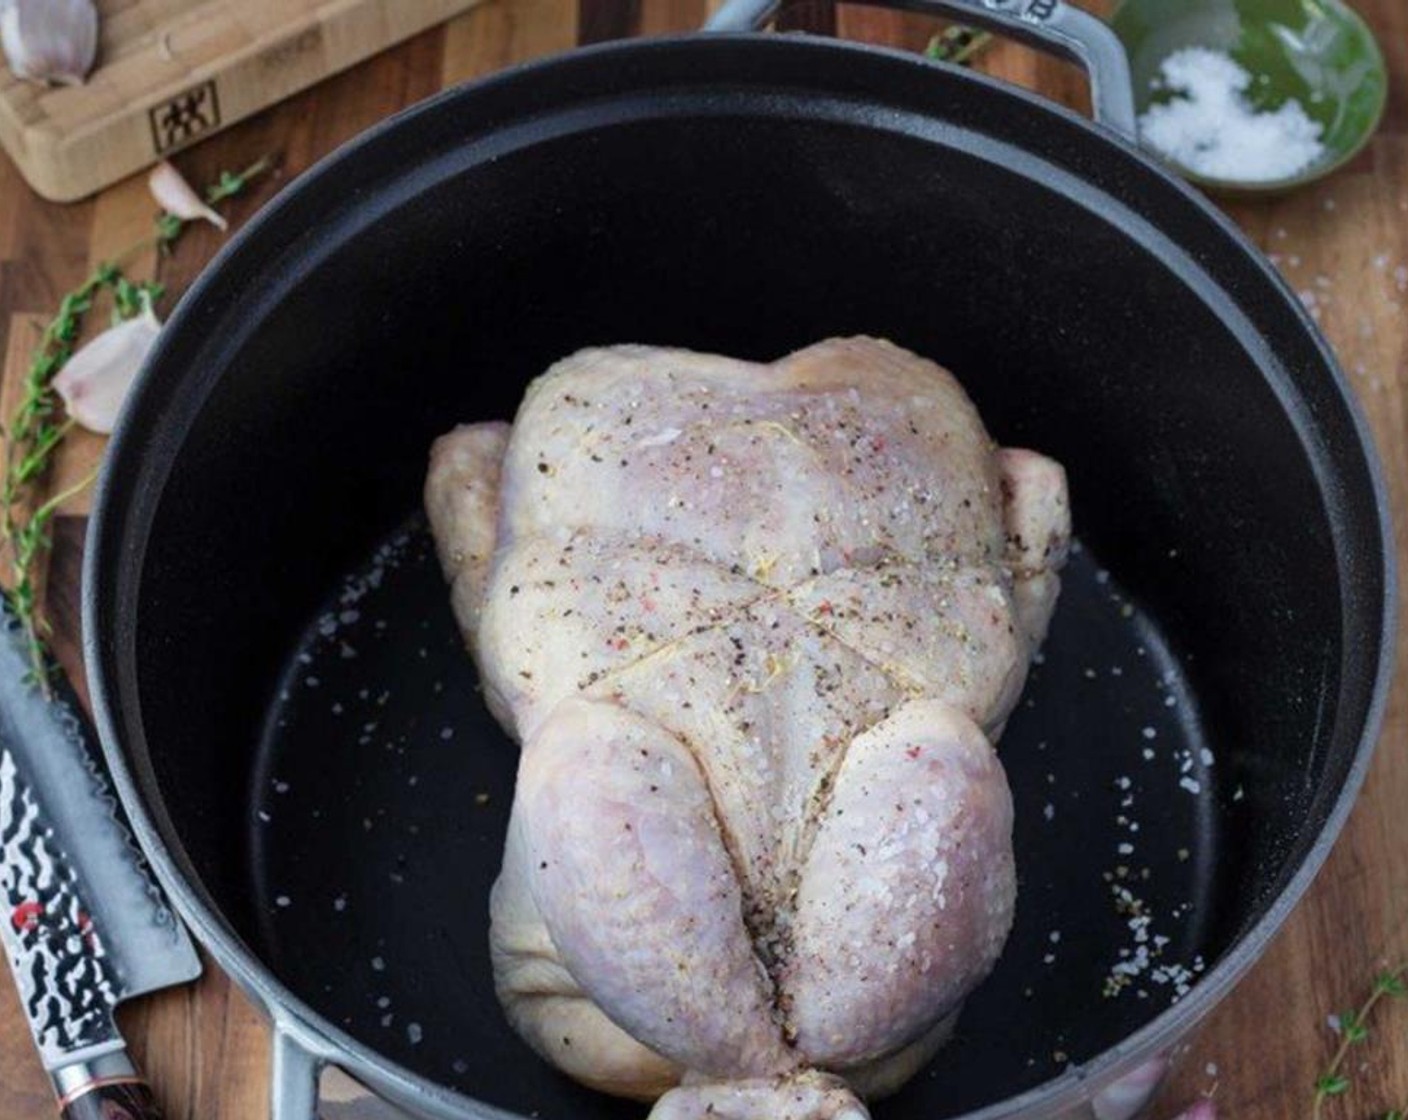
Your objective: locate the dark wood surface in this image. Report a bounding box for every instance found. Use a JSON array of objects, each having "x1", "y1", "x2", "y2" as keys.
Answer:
[{"x1": 1, "y1": 1, "x2": 1405, "y2": 1118}]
